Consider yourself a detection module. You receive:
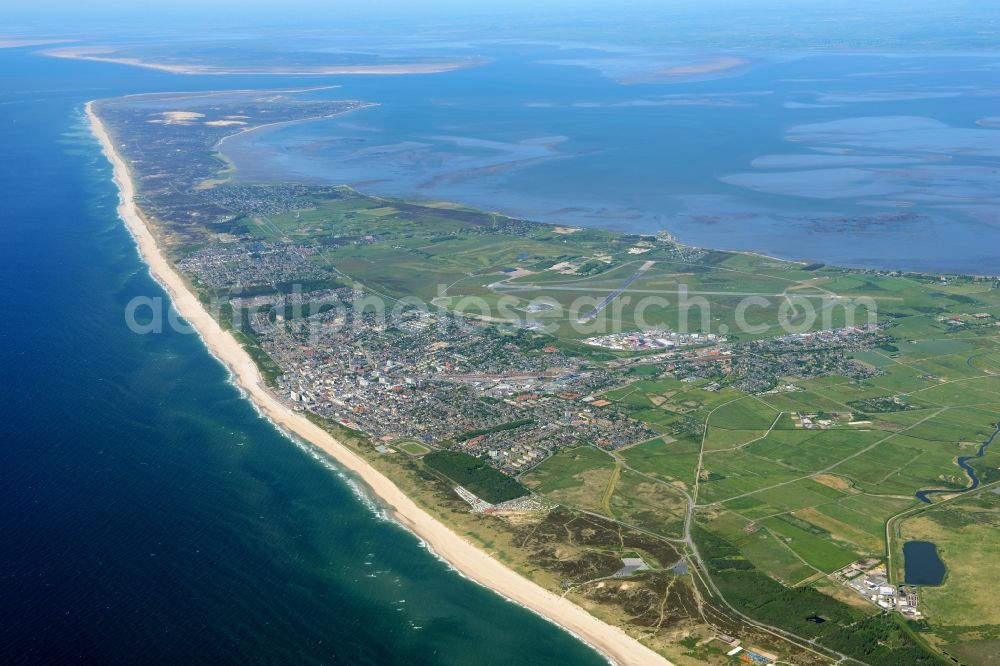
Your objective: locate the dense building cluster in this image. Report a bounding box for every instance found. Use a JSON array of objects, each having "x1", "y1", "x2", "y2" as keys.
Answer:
[
  {"x1": 178, "y1": 242, "x2": 331, "y2": 289},
  {"x1": 200, "y1": 184, "x2": 344, "y2": 218},
  {"x1": 729, "y1": 324, "x2": 883, "y2": 392},
  {"x1": 244, "y1": 290, "x2": 655, "y2": 473},
  {"x1": 611, "y1": 324, "x2": 885, "y2": 395}
]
